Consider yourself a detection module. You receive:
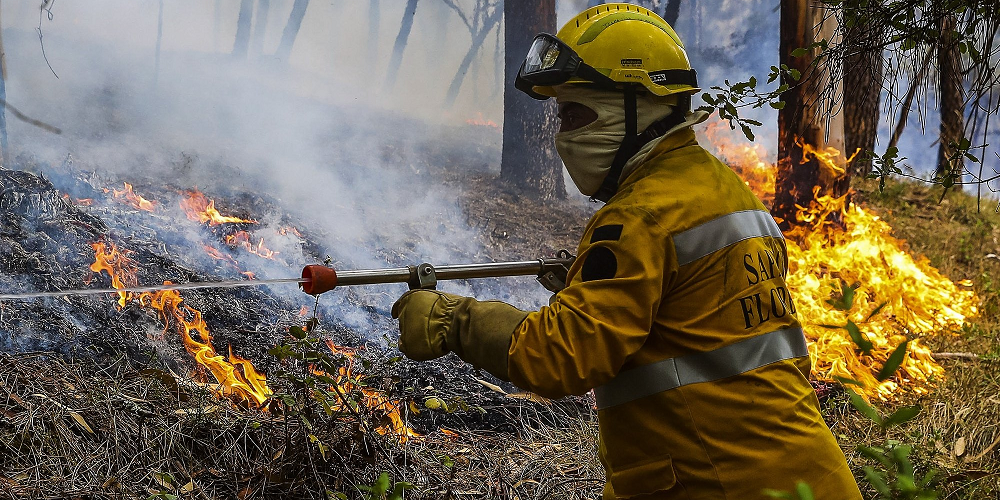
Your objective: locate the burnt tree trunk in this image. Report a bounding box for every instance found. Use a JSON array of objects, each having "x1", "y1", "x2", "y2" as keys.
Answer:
[
  {"x1": 936, "y1": 14, "x2": 964, "y2": 180},
  {"x1": 251, "y1": 0, "x2": 270, "y2": 58},
  {"x1": 275, "y1": 0, "x2": 310, "y2": 62},
  {"x1": 843, "y1": 9, "x2": 883, "y2": 176},
  {"x1": 500, "y1": 0, "x2": 565, "y2": 200},
  {"x1": 443, "y1": 6, "x2": 503, "y2": 108},
  {"x1": 774, "y1": 0, "x2": 848, "y2": 226},
  {"x1": 232, "y1": 0, "x2": 254, "y2": 59},
  {"x1": 384, "y1": 0, "x2": 419, "y2": 90}
]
